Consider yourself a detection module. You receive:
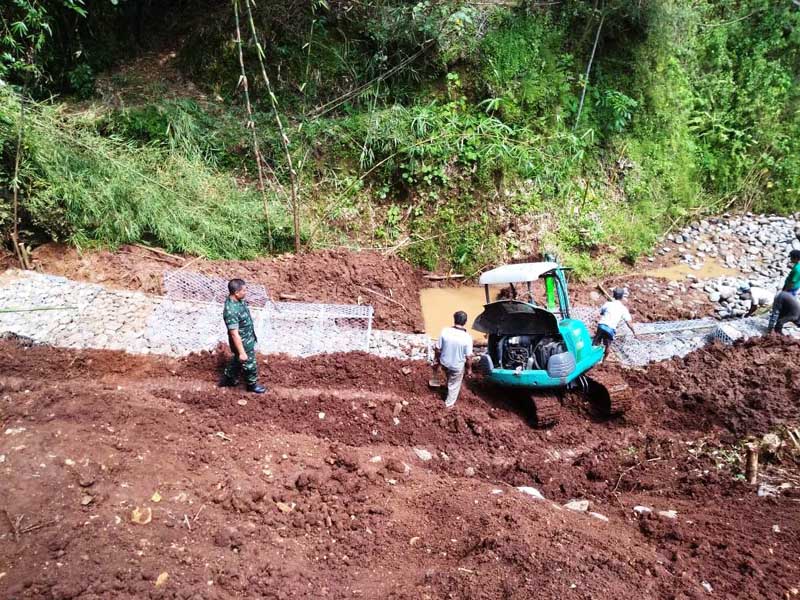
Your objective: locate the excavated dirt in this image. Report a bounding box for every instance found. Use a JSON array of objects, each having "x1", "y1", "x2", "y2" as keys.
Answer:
[
  {"x1": 30, "y1": 244, "x2": 426, "y2": 332},
  {"x1": 629, "y1": 336, "x2": 800, "y2": 438},
  {"x1": 1, "y1": 336, "x2": 799, "y2": 599},
  {"x1": 570, "y1": 275, "x2": 715, "y2": 322}
]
